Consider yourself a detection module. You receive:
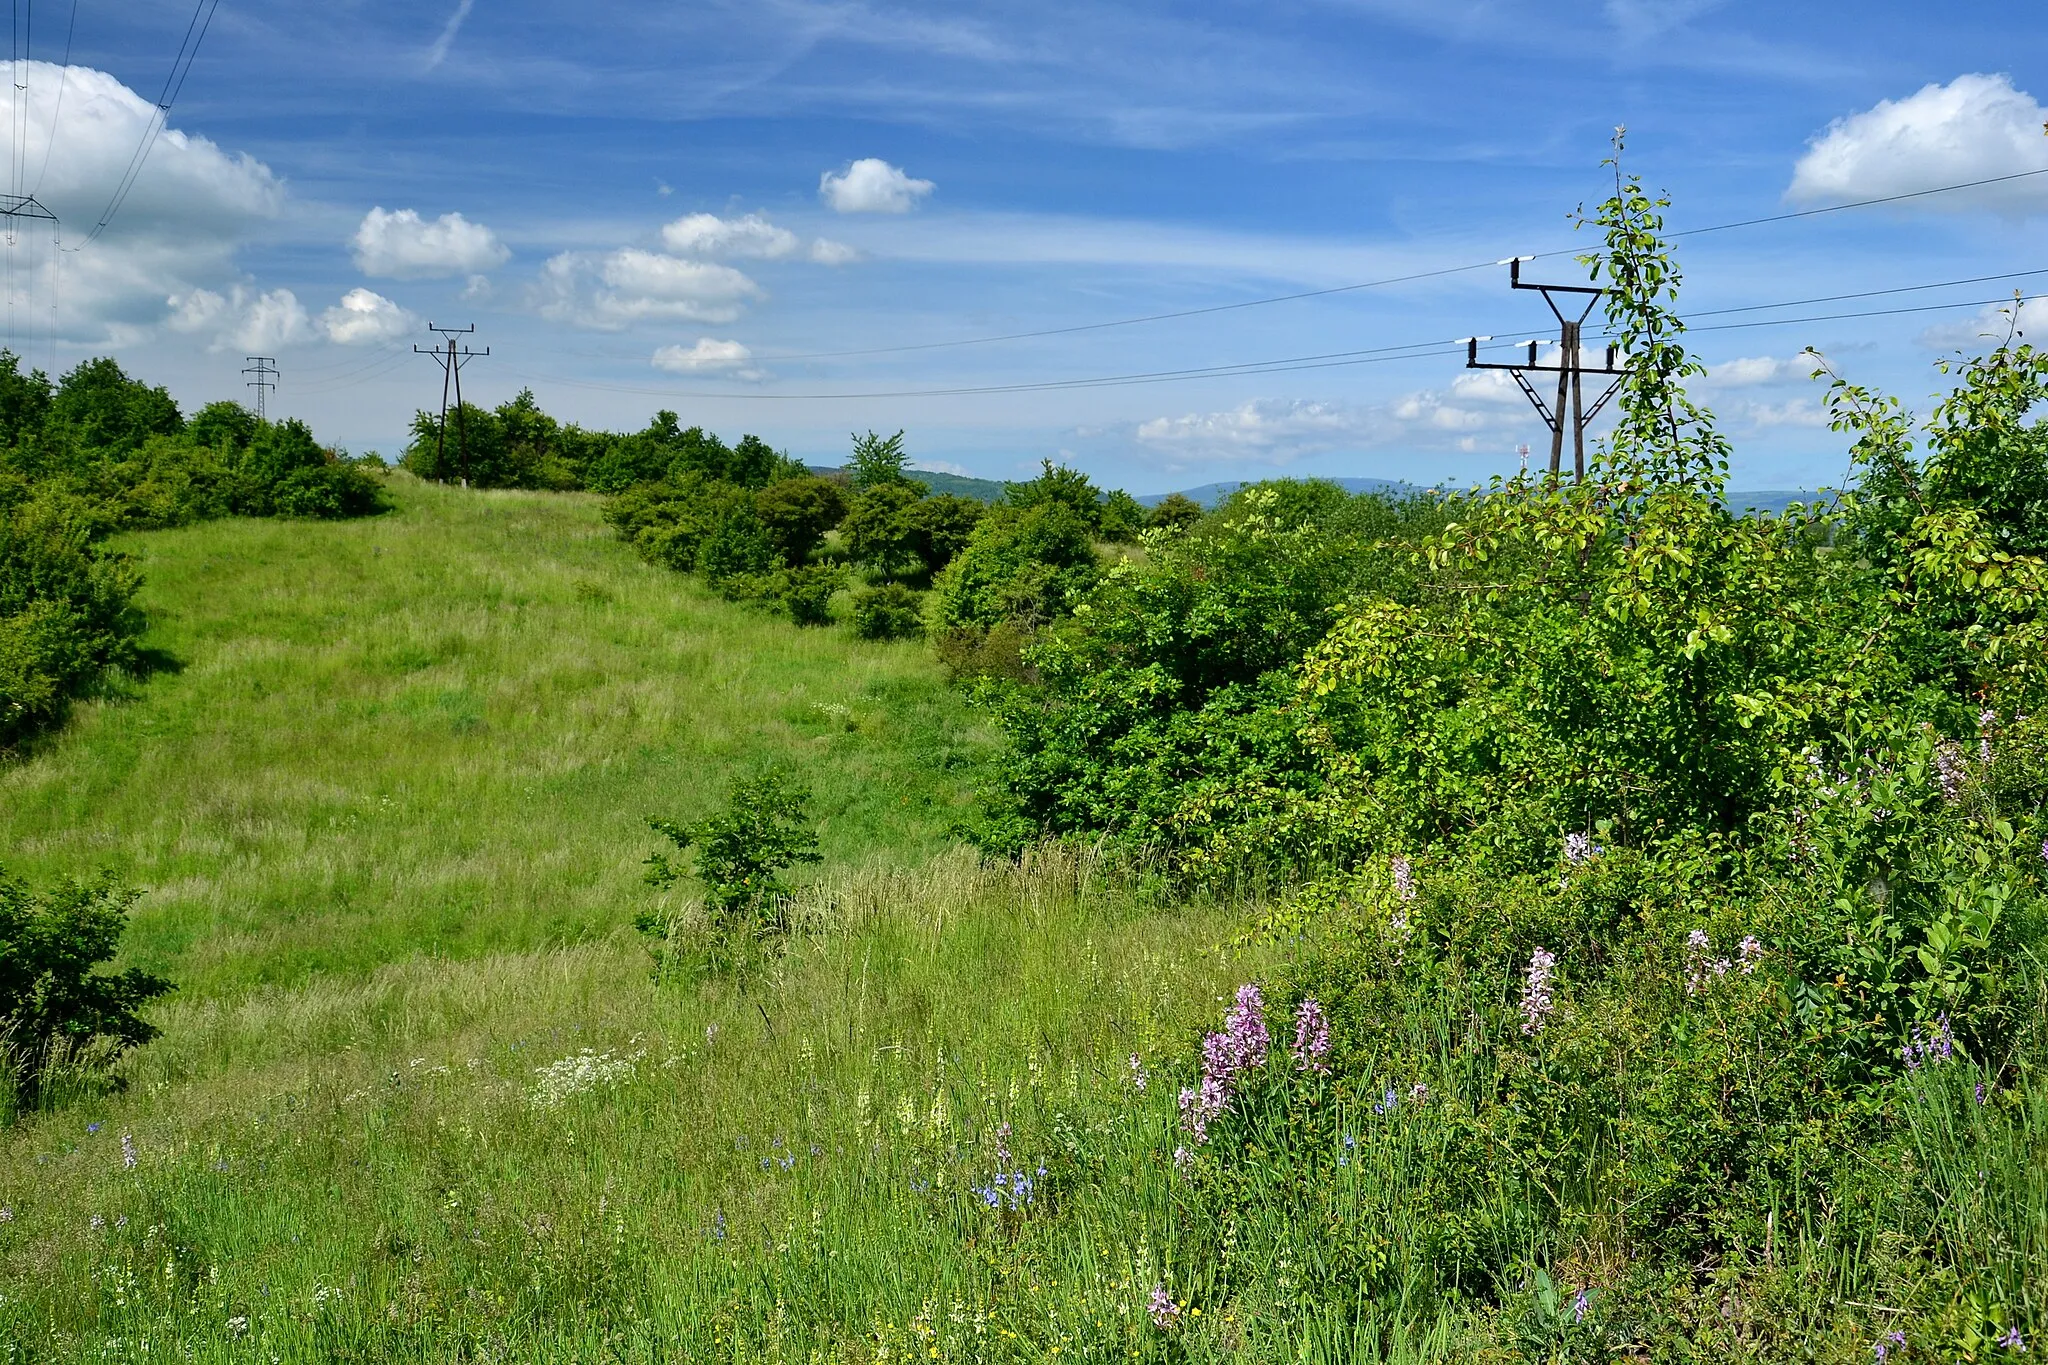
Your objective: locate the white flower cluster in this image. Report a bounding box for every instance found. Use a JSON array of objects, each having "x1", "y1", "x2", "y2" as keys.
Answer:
[{"x1": 527, "y1": 1048, "x2": 644, "y2": 1110}]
